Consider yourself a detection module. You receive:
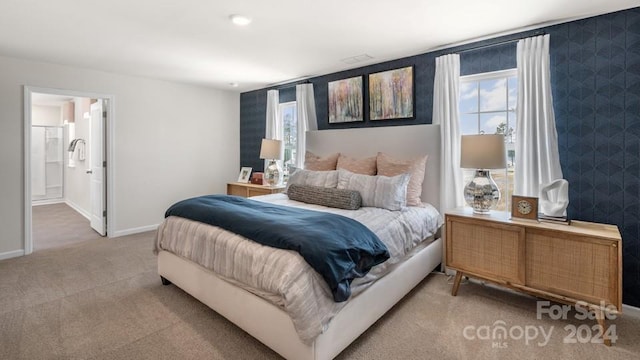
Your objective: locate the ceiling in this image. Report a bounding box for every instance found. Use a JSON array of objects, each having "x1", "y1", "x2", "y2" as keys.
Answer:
[{"x1": 0, "y1": 1, "x2": 637, "y2": 92}]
